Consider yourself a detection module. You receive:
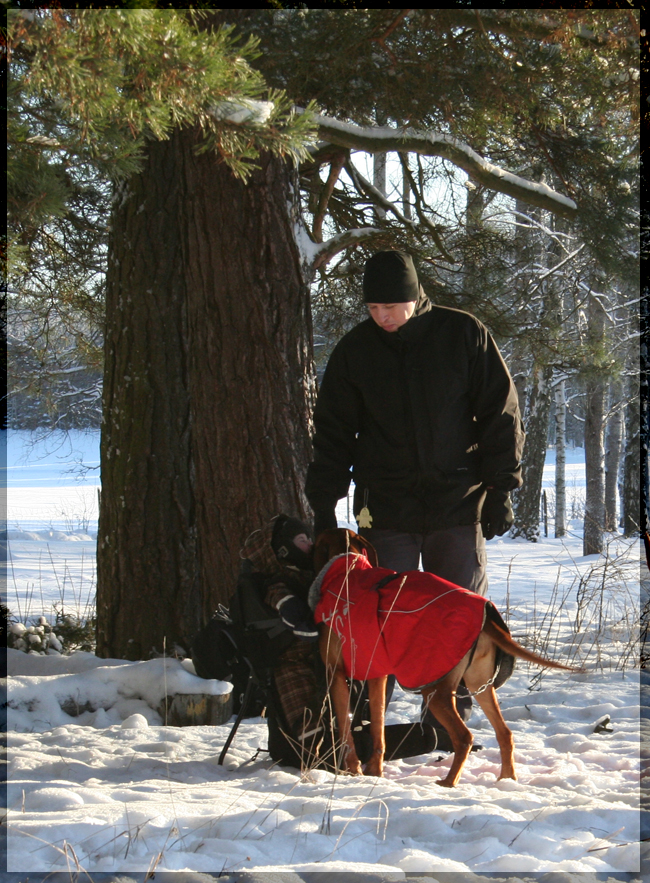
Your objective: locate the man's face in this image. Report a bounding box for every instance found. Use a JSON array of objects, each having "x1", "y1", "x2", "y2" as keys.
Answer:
[{"x1": 367, "y1": 302, "x2": 416, "y2": 332}]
